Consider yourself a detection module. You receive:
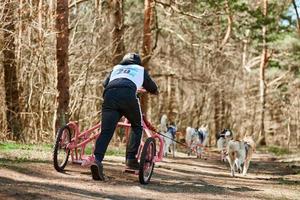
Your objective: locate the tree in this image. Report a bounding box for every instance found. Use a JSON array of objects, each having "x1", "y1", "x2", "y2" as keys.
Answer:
[
  {"x1": 258, "y1": 0, "x2": 268, "y2": 146},
  {"x1": 141, "y1": 0, "x2": 154, "y2": 113},
  {"x1": 55, "y1": 0, "x2": 70, "y2": 133},
  {"x1": 3, "y1": 0, "x2": 23, "y2": 140},
  {"x1": 292, "y1": 0, "x2": 300, "y2": 35},
  {"x1": 110, "y1": 0, "x2": 125, "y2": 65}
]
